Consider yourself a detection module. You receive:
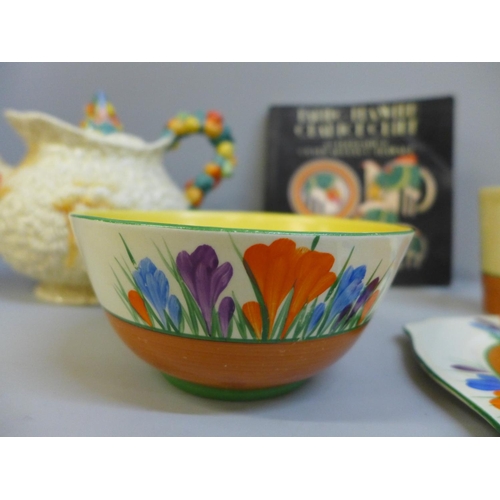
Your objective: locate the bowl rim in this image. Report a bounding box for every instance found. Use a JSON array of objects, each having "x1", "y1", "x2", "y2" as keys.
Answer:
[{"x1": 70, "y1": 210, "x2": 415, "y2": 237}]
